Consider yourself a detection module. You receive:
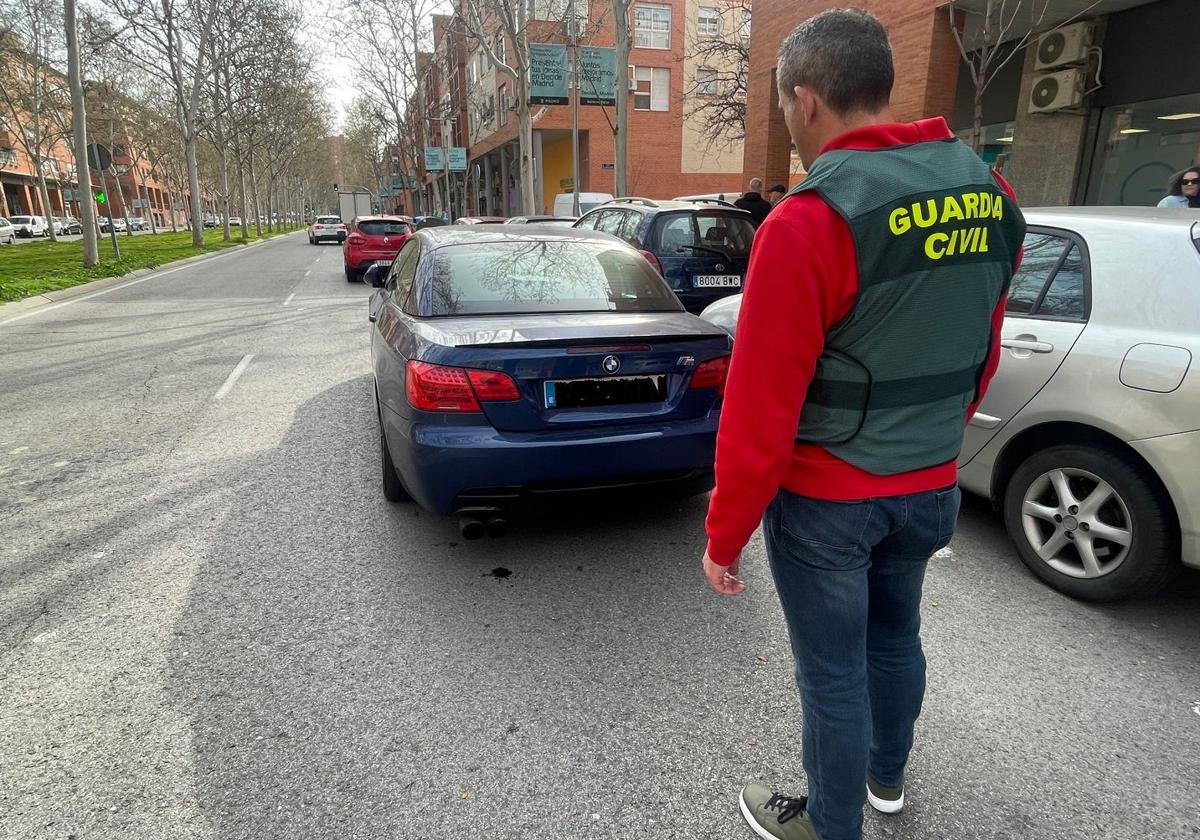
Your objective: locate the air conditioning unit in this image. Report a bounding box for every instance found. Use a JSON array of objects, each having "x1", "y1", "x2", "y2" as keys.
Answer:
[
  {"x1": 1034, "y1": 21, "x2": 1094, "y2": 71},
  {"x1": 628, "y1": 64, "x2": 637, "y2": 90},
  {"x1": 1028, "y1": 67, "x2": 1085, "y2": 114}
]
